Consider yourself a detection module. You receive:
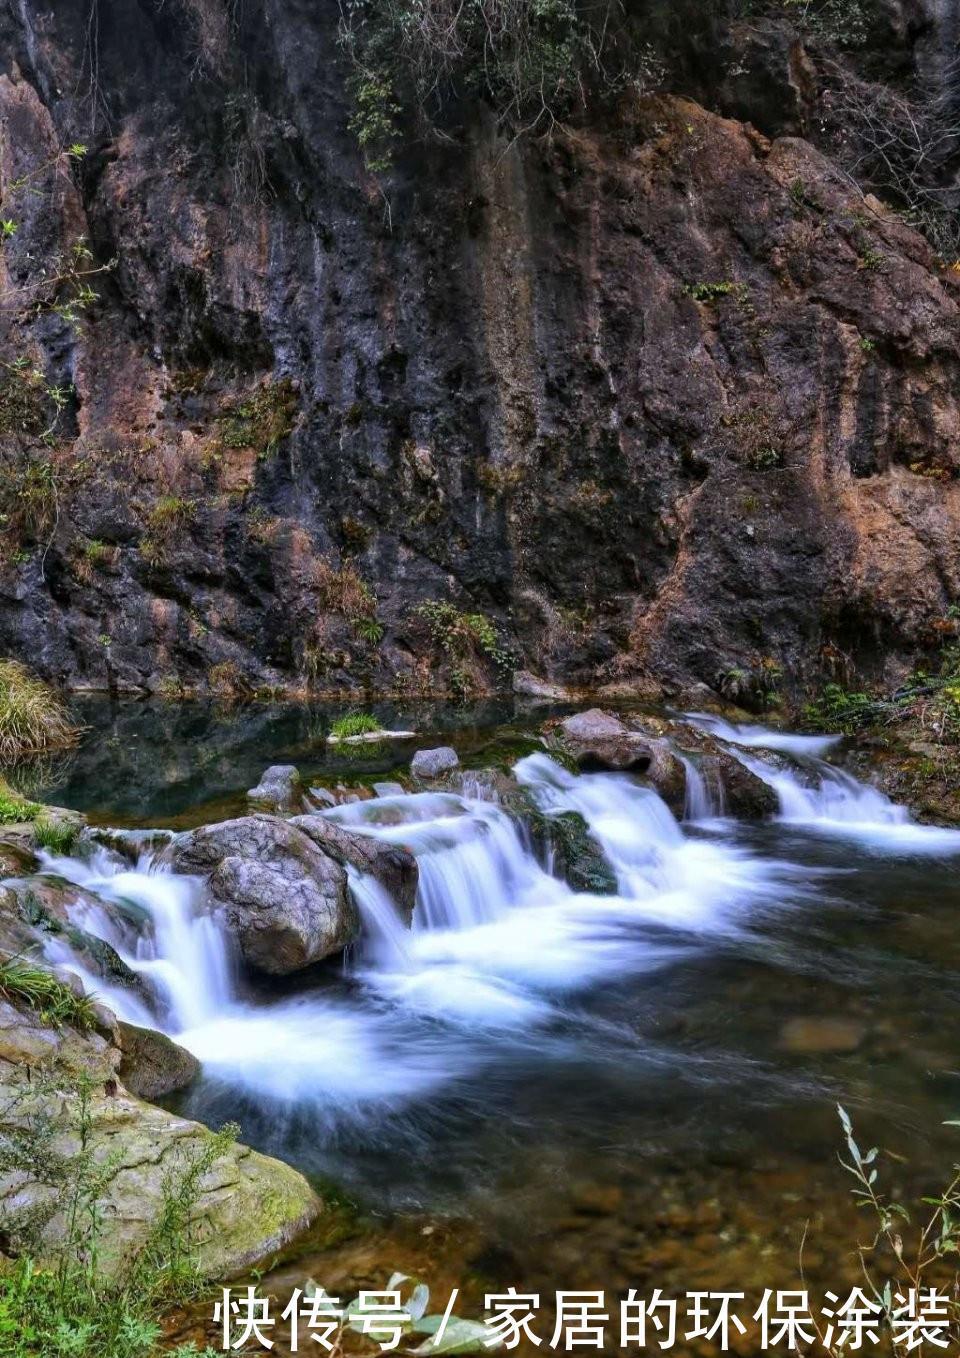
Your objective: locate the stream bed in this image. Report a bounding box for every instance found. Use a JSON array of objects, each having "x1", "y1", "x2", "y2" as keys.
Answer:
[{"x1": 16, "y1": 698, "x2": 960, "y2": 1352}]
